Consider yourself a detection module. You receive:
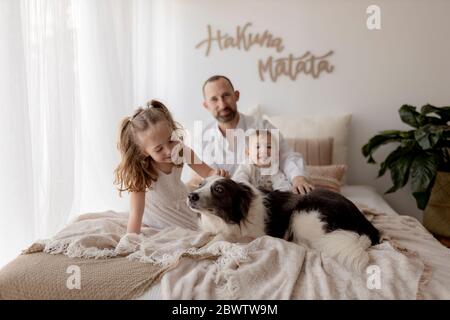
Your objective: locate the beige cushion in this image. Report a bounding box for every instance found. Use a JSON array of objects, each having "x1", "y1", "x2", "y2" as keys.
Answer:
[
  {"x1": 263, "y1": 114, "x2": 351, "y2": 166},
  {"x1": 307, "y1": 164, "x2": 347, "y2": 193},
  {"x1": 188, "y1": 164, "x2": 347, "y2": 194},
  {"x1": 285, "y1": 137, "x2": 333, "y2": 166}
]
